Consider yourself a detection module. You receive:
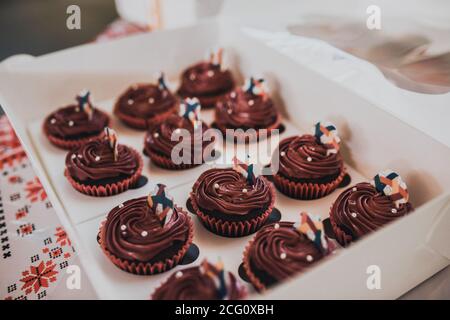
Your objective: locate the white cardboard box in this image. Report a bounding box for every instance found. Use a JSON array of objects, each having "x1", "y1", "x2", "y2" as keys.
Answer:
[{"x1": 0, "y1": 20, "x2": 449, "y2": 299}]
